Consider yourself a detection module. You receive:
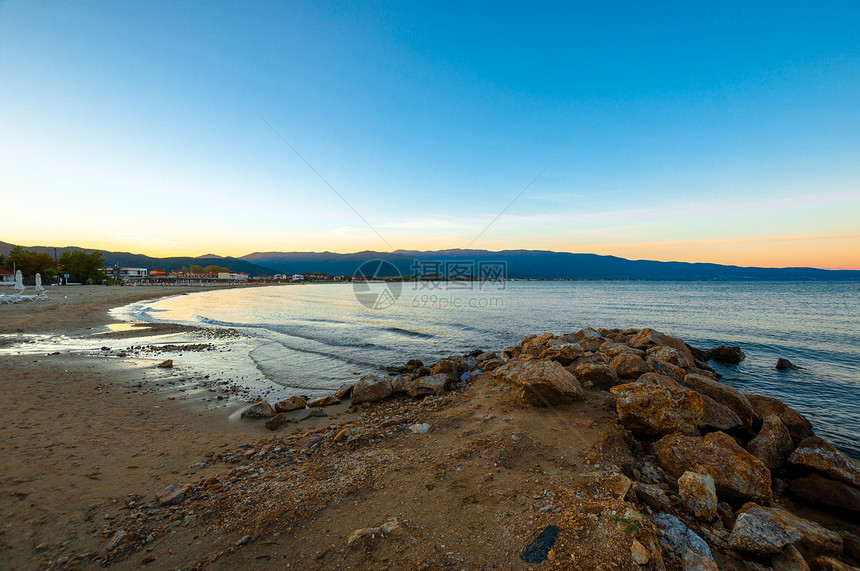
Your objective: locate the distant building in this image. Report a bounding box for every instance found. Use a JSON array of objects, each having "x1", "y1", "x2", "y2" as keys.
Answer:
[
  {"x1": 0, "y1": 268, "x2": 14, "y2": 283},
  {"x1": 291, "y1": 274, "x2": 305, "y2": 282},
  {"x1": 103, "y1": 266, "x2": 148, "y2": 280},
  {"x1": 149, "y1": 269, "x2": 168, "y2": 277}
]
